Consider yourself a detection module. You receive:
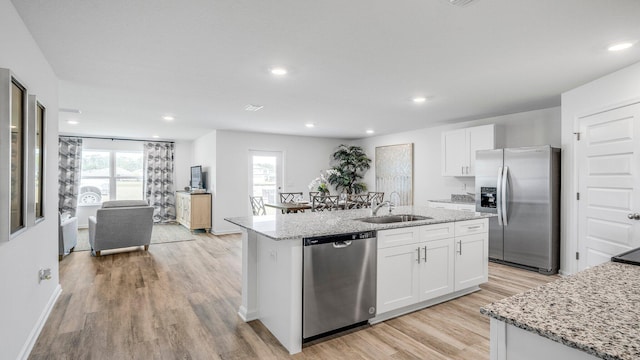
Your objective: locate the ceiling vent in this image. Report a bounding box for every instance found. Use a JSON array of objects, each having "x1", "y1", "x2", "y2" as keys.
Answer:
[
  {"x1": 446, "y1": 0, "x2": 476, "y2": 7},
  {"x1": 244, "y1": 104, "x2": 264, "y2": 112}
]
